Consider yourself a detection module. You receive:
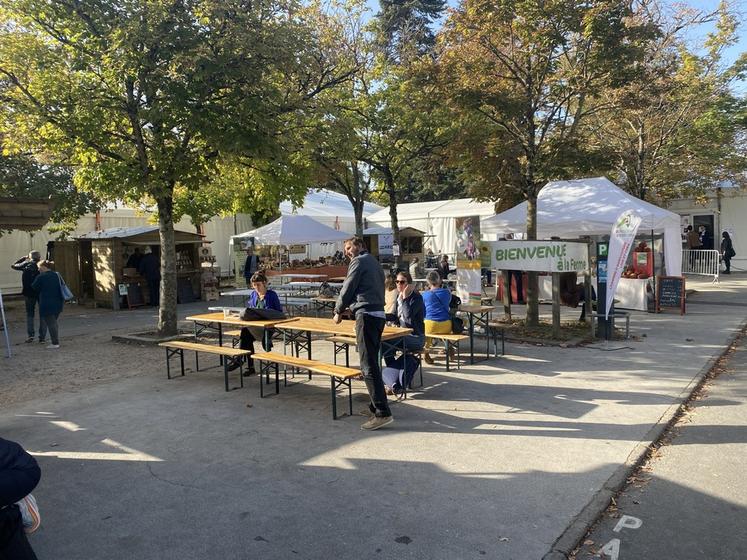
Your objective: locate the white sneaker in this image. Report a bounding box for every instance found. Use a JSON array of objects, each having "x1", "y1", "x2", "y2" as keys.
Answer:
[{"x1": 46, "y1": 344, "x2": 60, "y2": 349}]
